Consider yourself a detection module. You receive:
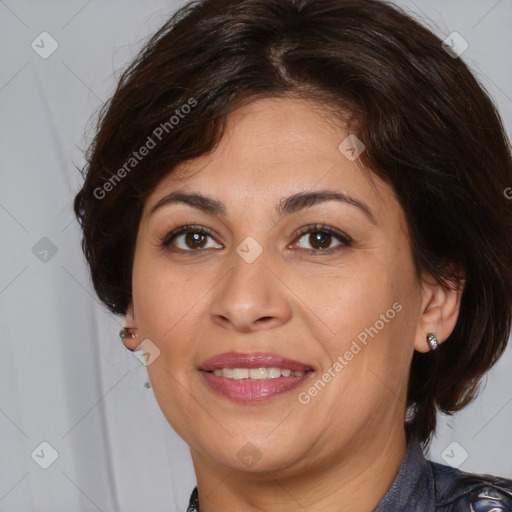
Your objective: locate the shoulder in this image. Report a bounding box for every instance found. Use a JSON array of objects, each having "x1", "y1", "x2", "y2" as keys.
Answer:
[{"x1": 430, "y1": 460, "x2": 512, "y2": 511}]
